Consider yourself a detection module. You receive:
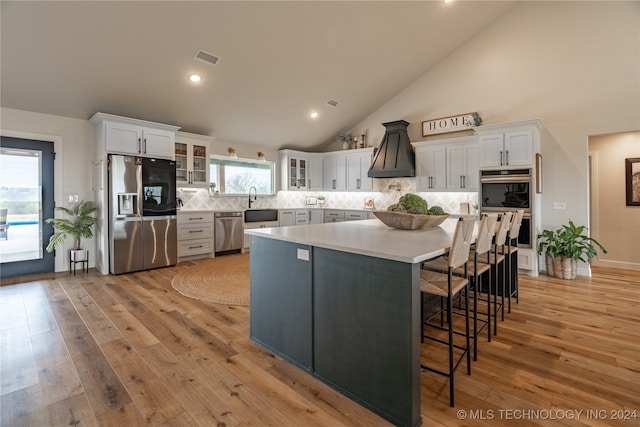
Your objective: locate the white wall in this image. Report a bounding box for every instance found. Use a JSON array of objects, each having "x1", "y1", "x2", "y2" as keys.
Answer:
[{"x1": 348, "y1": 1, "x2": 640, "y2": 272}]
